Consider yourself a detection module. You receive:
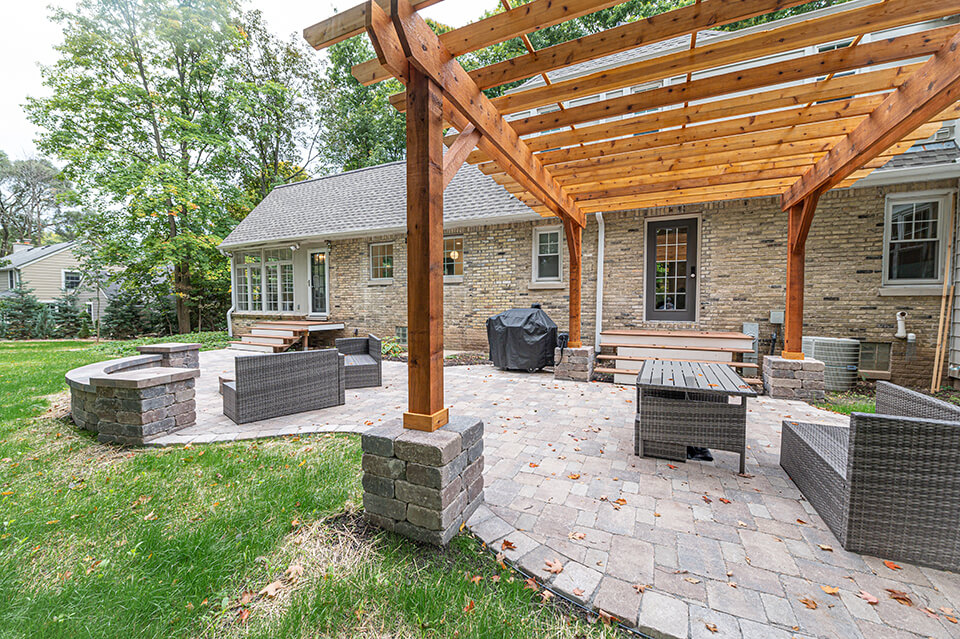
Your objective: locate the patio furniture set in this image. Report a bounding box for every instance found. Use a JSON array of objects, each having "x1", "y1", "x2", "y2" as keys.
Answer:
[
  {"x1": 635, "y1": 361, "x2": 960, "y2": 573},
  {"x1": 221, "y1": 335, "x2": 382, "y2": 425}
]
